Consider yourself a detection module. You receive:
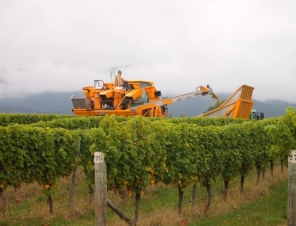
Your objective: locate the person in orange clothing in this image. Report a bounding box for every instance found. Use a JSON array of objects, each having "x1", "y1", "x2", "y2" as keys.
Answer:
[{"x1": 114, "y1": 70, "x2": 126, "y2": 87}]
